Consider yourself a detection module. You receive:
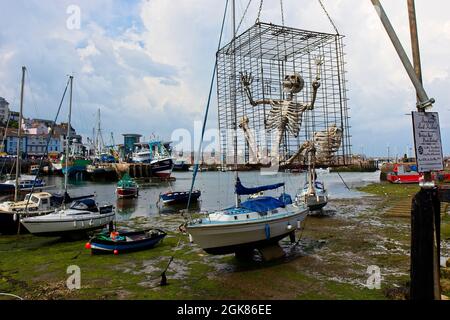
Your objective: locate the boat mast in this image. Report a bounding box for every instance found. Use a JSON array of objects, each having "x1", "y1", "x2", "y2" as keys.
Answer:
[
  {"x1": 64, "y1": 75, "x2": 73, "y2": 197},
  {"x1": 231, "y1": 0, "x2": 240, "y2": 207},
  {"x1": 14, "y1": 66, "x2": 26, "y2": 202}
]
